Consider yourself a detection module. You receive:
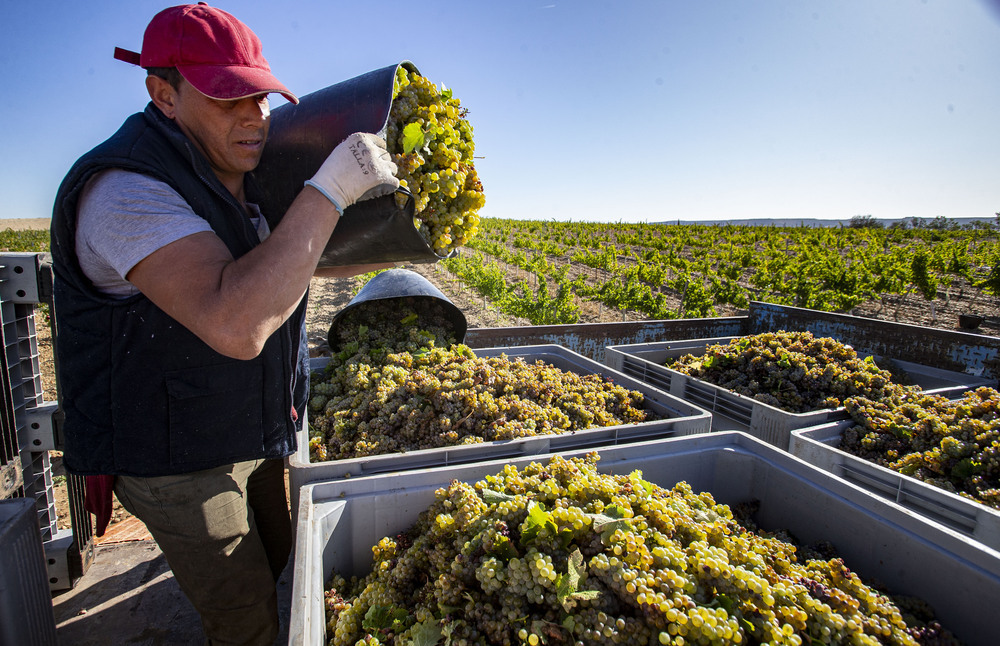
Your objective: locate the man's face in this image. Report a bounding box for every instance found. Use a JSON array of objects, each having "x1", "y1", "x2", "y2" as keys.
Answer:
[{"x1": 169, "y1": 78, "x2": 271, "y2": 196}]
